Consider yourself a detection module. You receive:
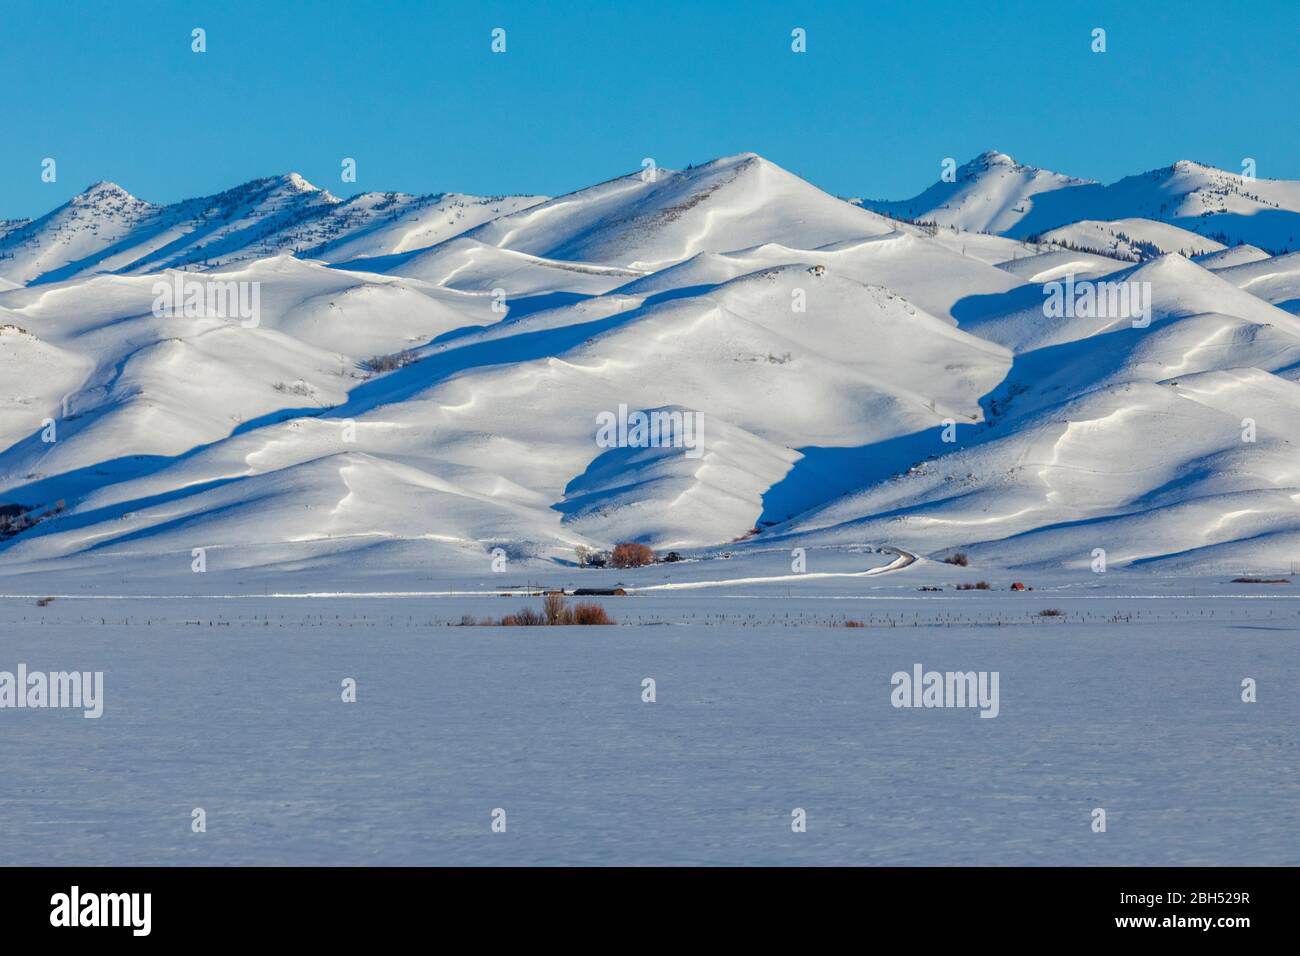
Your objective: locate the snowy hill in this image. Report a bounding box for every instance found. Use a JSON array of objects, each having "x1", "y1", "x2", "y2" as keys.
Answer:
[
  {"x1": 463, "y1": 153, "x2": 902, "y2": 271},
  {"x1": 1035, "y1": 218, "x2": 1225, "y2": 261},
  {"x1": 784, "y1": 254, "x2": 1300, "y2": 571},
  {"x1": 866, "y1": 152, "x2": 1300, "y2": 253},
  {"x1": 1042, "y1": 160, "x2": 1300, "y2": 252},
  {"x1": 1195, "y1": 244, "x2": 1272, "y2": 269},
  {"x1": 300, "y1": 192, "x2": 546, "y2": 263},
  {"x1": 3, "y1": 151, "x2": 1300, "y2": 578},
  {"x1": 856, "y1": 150, "x2": 1095, "y2": 235},
  {"x1": 1213, "y1": 251, "x2": 1300, "y2": 315},
  {"x1": 0, "y1": 176, "x2": 544, "y2": 286},
  {"x1": 0, "y1": 182, "x2": 157, "y2": 284}
]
